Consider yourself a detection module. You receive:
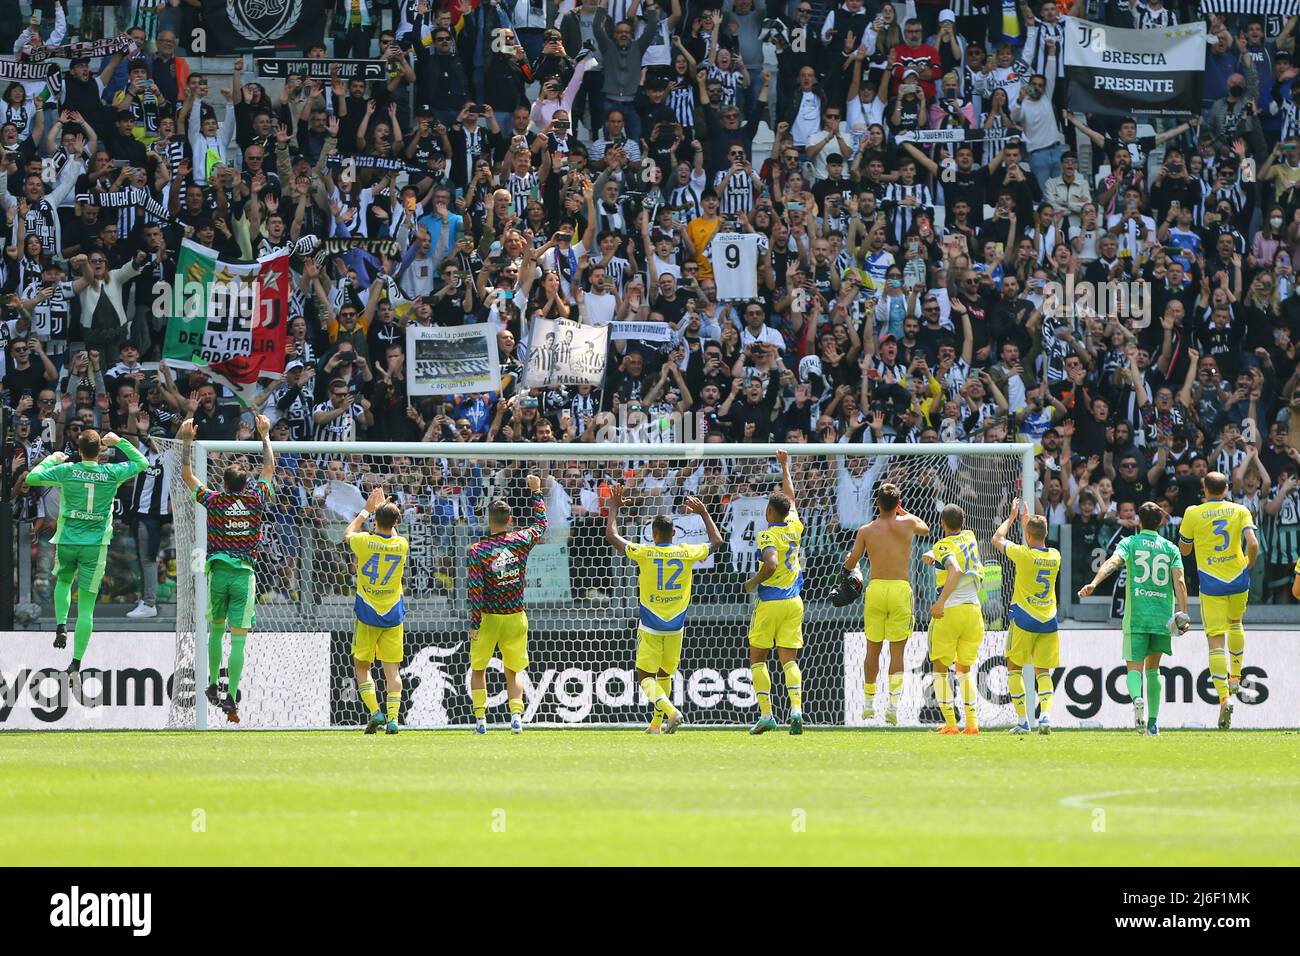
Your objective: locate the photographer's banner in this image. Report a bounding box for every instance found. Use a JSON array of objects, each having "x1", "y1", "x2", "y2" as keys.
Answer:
[
  {"x1": 406, "y1": 322, "x2": 501, "y2": 396},
  {"x1": 161, "y1": 240, "x2": 291, "y2": 406},
  {"x1": 200, "y1": 0, "x2": 326, "y2": 54},
  {"x1": 524, "y1": 318, "x2": 609, "y2": 388},
  {"x1": 1062, "y1": 16, "x2": 1206, "y2": 118}
]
